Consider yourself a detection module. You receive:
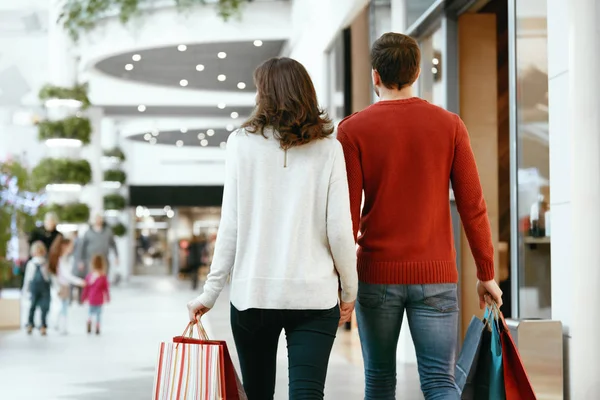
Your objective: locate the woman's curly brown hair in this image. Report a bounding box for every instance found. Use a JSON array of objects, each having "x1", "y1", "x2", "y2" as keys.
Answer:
[{"x1": 242, "y1": 57, "x2": 333, "y2": 148}]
